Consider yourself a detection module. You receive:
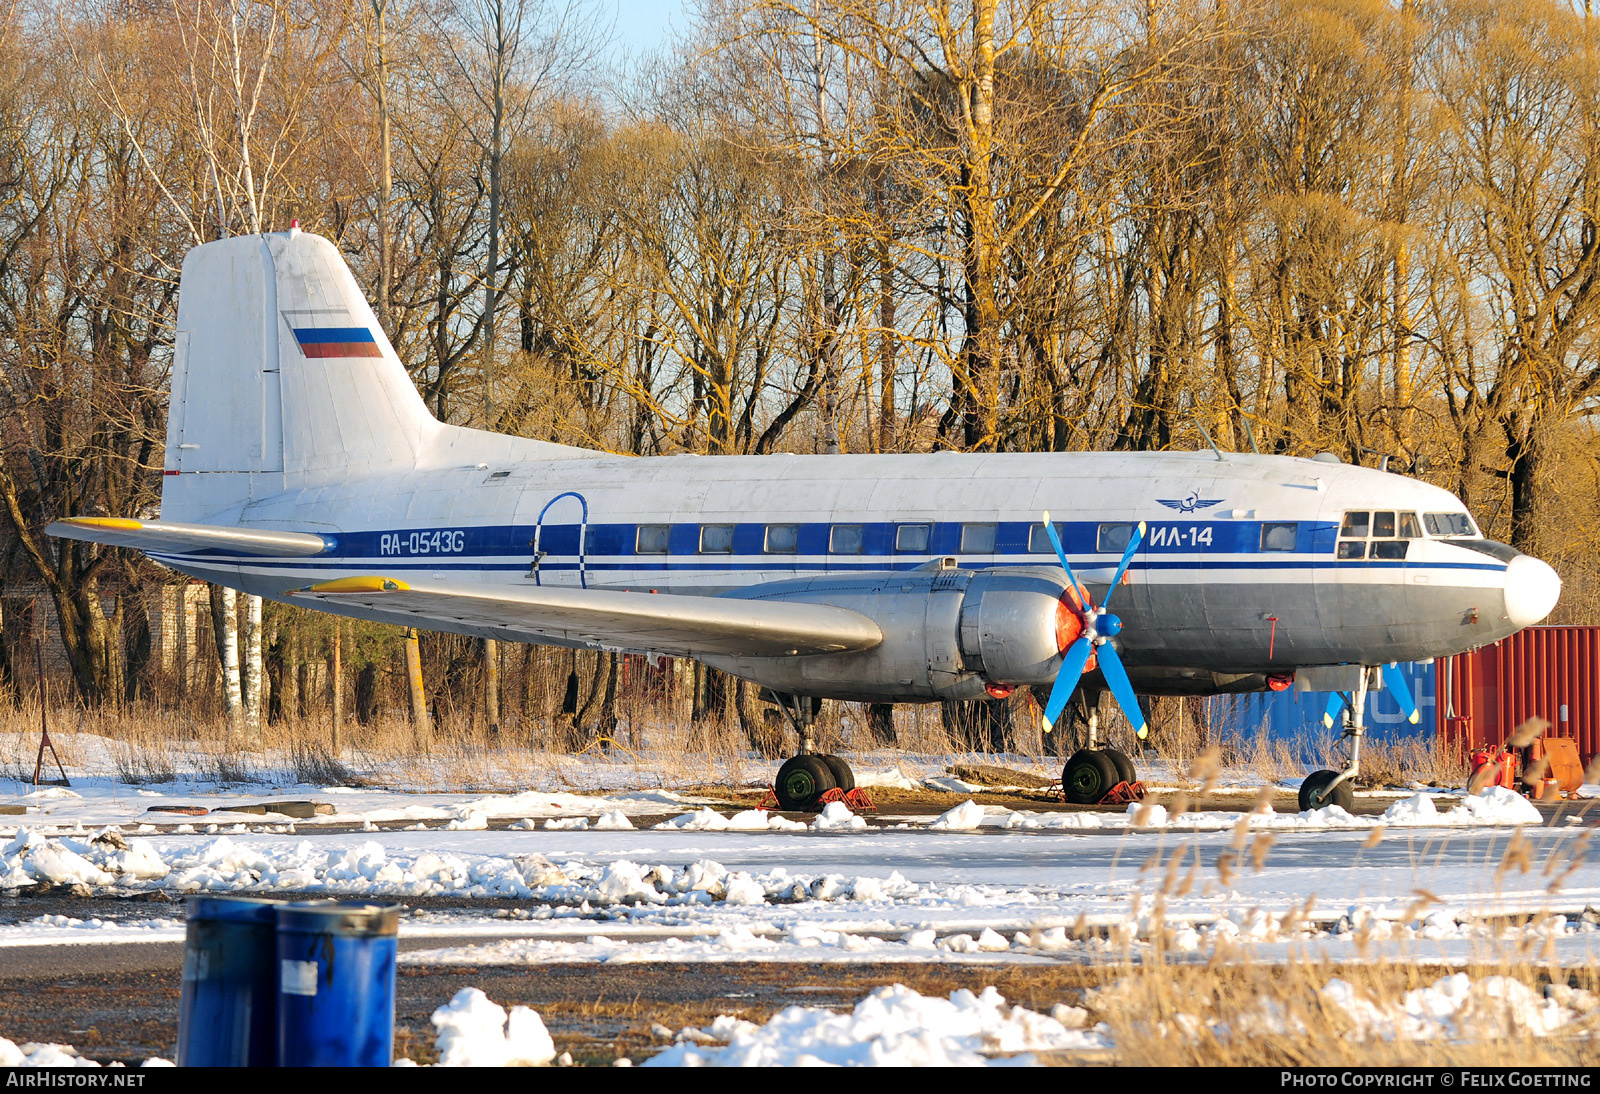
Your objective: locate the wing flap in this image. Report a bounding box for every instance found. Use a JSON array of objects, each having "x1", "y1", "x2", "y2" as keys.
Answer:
[
  {"x1": 47, "y1": 517, "x2": 328, "y2": 558},
  {"x1": 287, "y1": 577, "x2": 883, "y2": 658}
]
